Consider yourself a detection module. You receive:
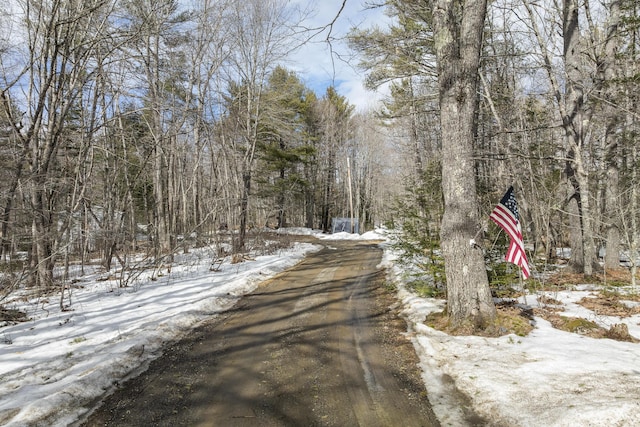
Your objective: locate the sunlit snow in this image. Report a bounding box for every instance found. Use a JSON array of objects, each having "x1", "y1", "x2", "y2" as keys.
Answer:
[{"x1": 0, "y1": 229, "x2": 638, "y2": 426}]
